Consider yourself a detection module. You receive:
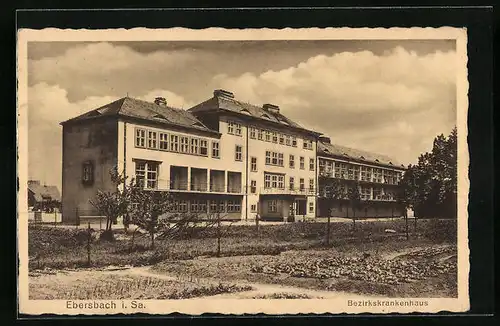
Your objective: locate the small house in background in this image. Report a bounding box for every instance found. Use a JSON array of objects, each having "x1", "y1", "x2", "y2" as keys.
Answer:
[{"x1": 28, "y1": 180, "x2": 61, "y2": 213}]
